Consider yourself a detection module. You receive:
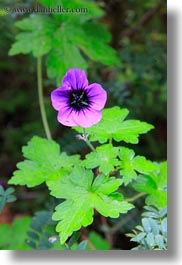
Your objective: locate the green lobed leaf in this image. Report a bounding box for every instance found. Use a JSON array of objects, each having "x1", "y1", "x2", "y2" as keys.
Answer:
[
  {"x1": 133, "y1": 161, "x2": 167, "y2": 208},
  {"x1": 73, "y1": 22, "x2": 120, "y2": 65},
  {"x1": 82, "y1": 144, "x2": 120, "y2": 175},
  {"x1": 9, "y1": 15, "x2": 56, "y2": 57},
  {"x1": 49, "y1": 167, "x2": 133, "y2": 244},
  {"x1": 146, "y1": 191, "x2": 167, "y2": 209},
  {"x1": 46, "y1": 26, "x2": 88, "y2": 84},
  {"x1": 9, "y1": 1, "x2": 119, "y2": 82},
  {"x1": 151, "y1": 161, "x2": 167, "y2": 191},
  {"x1": 74, "y1": 107, "x2": 154, "y2": 144},
  {"x1": 46, "y1": 18, "x2": 119, "y2": 84},
  {"x1": 53, "y1": 199, "x2": 94, "y2": 244},
  {"x1": 8, "y1": 136, "x2": 80, "y2": 187},
  {"x1": 0, "y1": 217, "x2": 32, "y2": 250},
  {"x1": 91, "y1": 174, "x2": 123, "y2": 195},
  {"x1": 118, "y1": 147, "x2": 158, "y2": 185},
  {"x1": 132, "y1": 175, "x2": 157, "y2": 194},
  {"x1": 46, "y1": 17, "x2": 119, "y2": 84}
]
